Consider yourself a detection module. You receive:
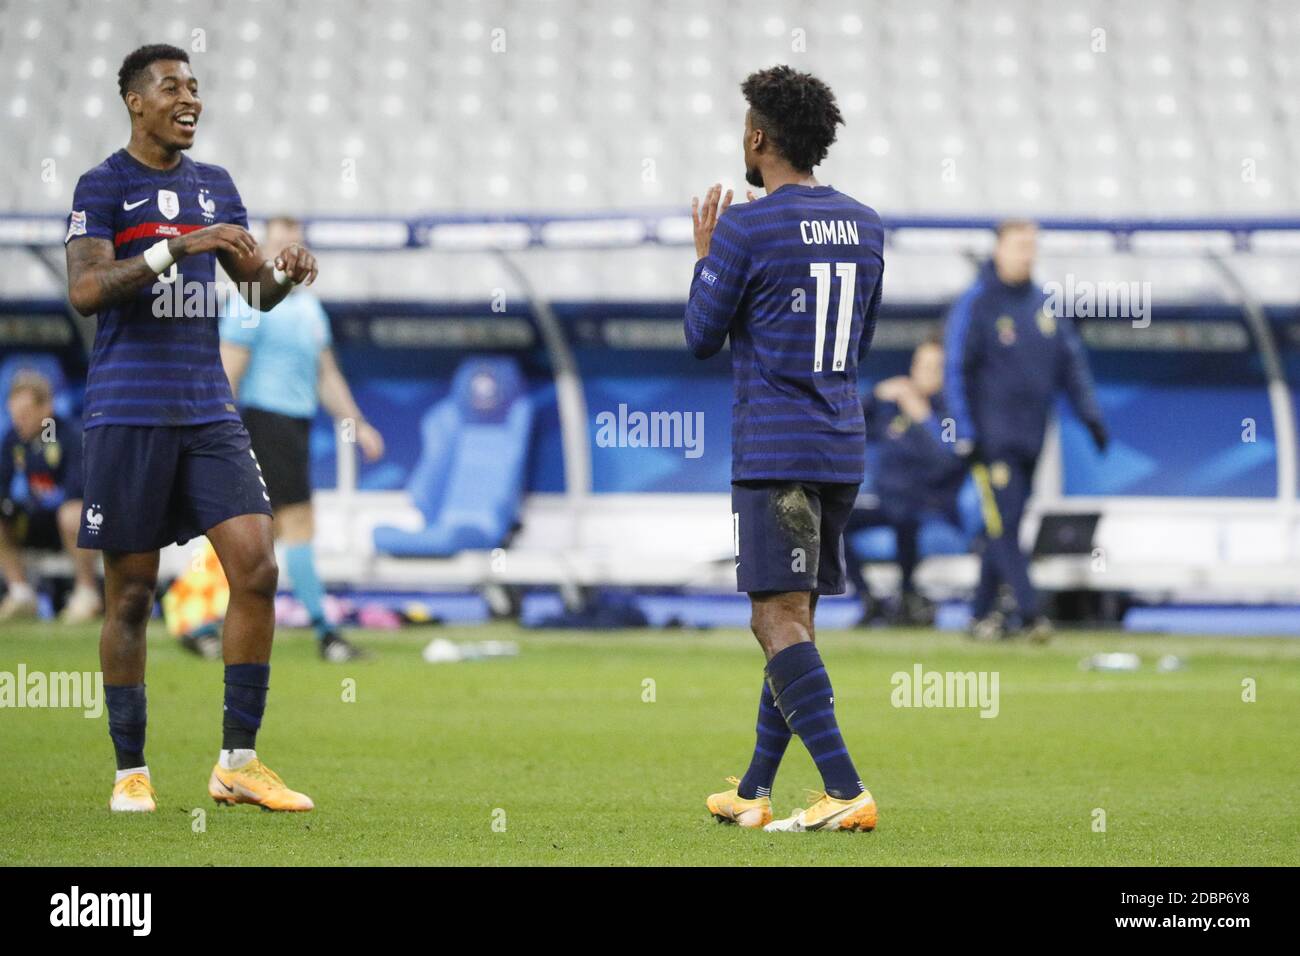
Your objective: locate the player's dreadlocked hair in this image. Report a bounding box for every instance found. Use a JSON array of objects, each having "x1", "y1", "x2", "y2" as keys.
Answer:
[
  {"x1": 741, "y1": 65, "x2": 844, "y2": 173},
  {"x1": 118, "y1": 44, "x2": 190, "y2": 99}
]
